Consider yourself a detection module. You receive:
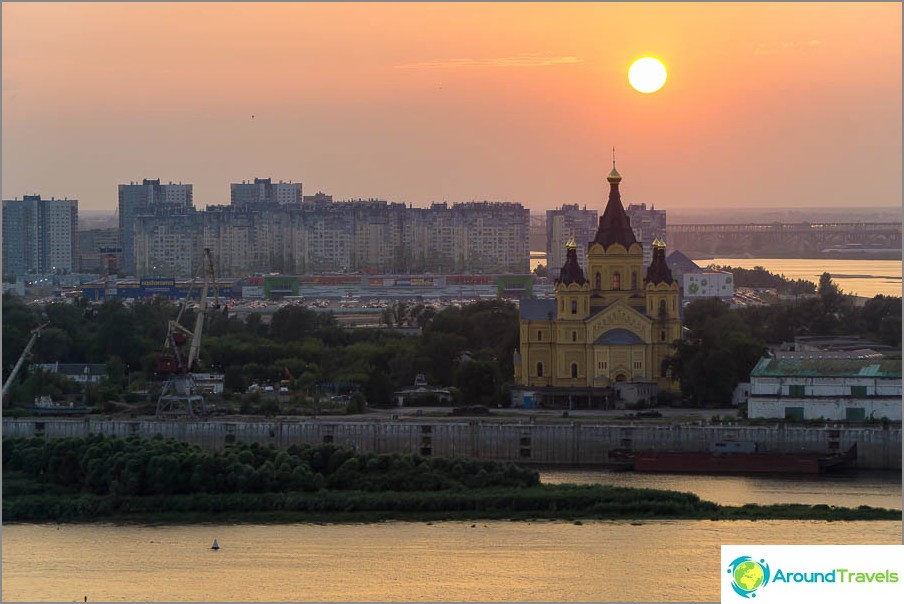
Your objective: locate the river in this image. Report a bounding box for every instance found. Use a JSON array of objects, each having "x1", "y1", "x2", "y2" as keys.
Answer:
[
  {"x1": 2, "y1": 521, "x2": 900, "y2": 602},
  {"x1": 530, "y1": 256, "x2": 901, "y2": 298},
  {"x1": 706, "y1": 258, "x2": 902, "y2": 298},
  {"x1": 3, "y1": 469, "x2": 901, "y2": 602}
]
